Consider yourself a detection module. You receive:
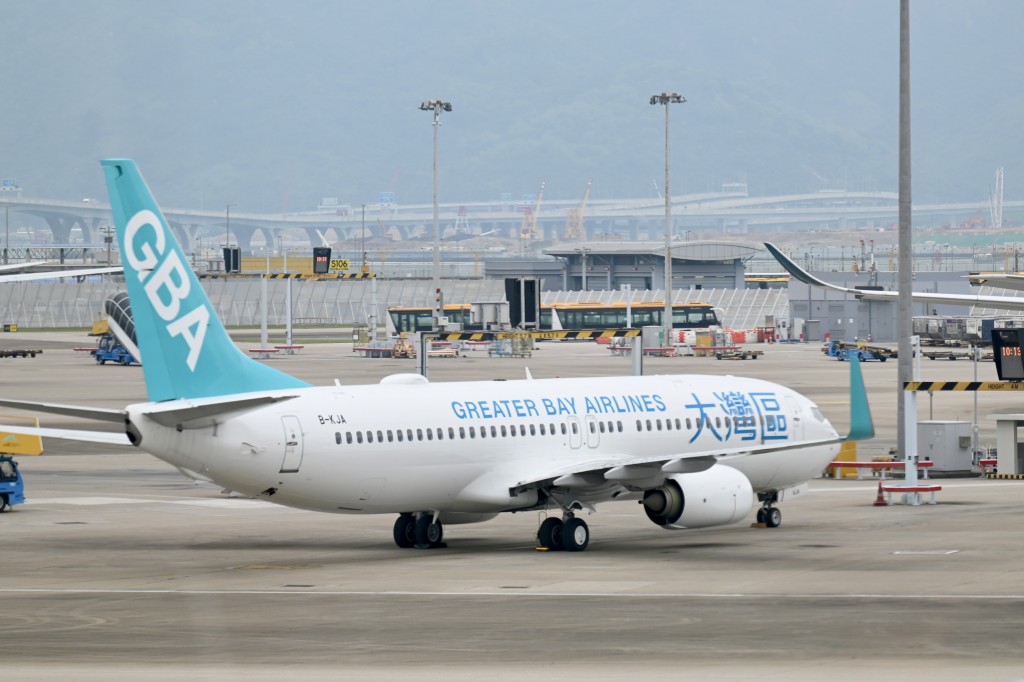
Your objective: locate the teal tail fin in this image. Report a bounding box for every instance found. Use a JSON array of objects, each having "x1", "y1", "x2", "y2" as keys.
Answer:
[
  {"x1": 843, "y1": 354, "x2": 875, "y2": 441},
  {"x1": 100, "y1": 159, "x2": 311, "y2": 402}
]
